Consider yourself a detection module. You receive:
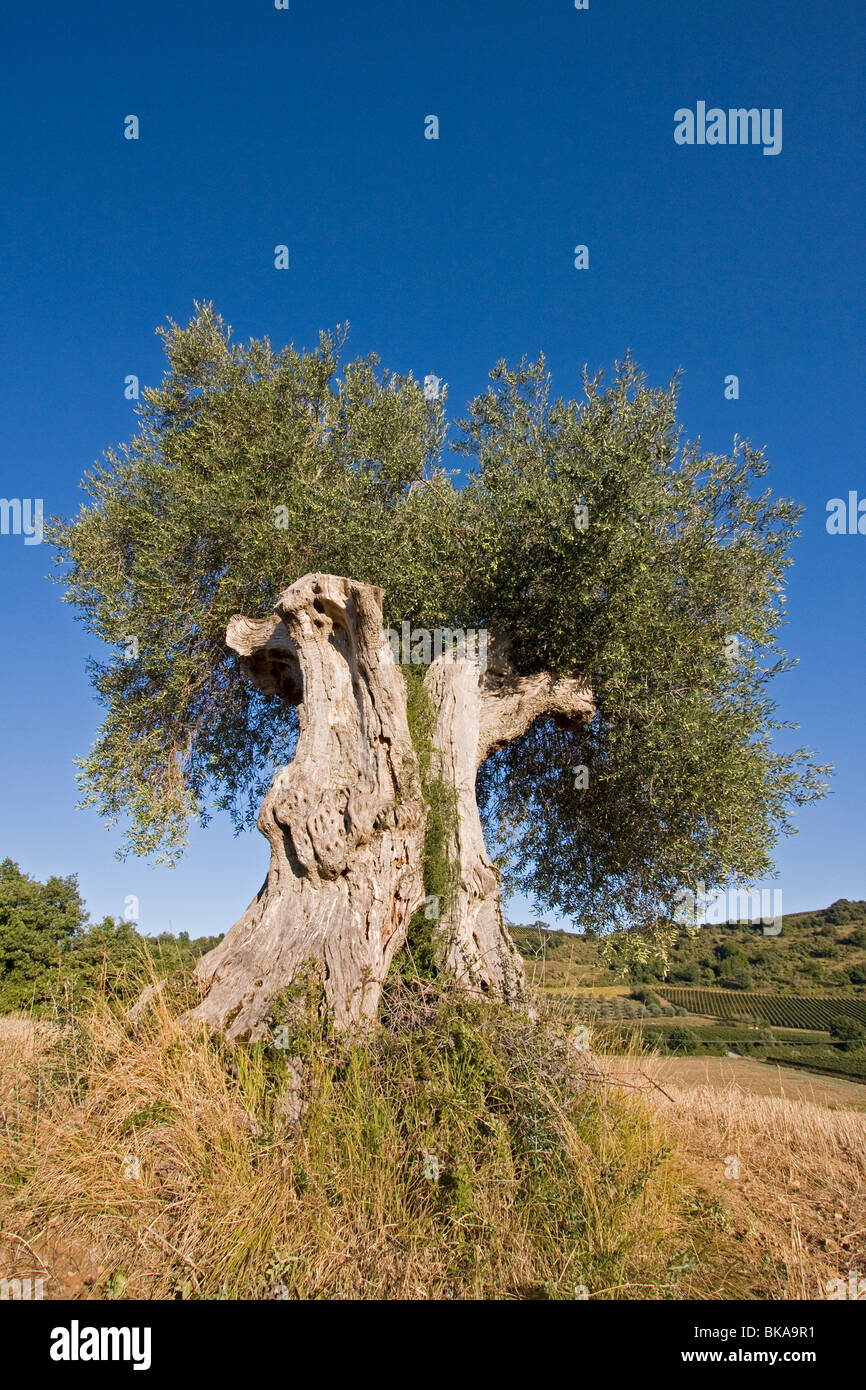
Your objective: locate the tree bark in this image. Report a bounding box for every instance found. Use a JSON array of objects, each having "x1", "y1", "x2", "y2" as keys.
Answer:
[
  {"x1": 188, "y1": 574, "x2": 594, "y2": 1037},
  {"x1": 425, "y1": 637, "x2": 594, "y2": 1005},
  {"x1": 187, "y1": 573, "x2": 427, "y2": 1040}
]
